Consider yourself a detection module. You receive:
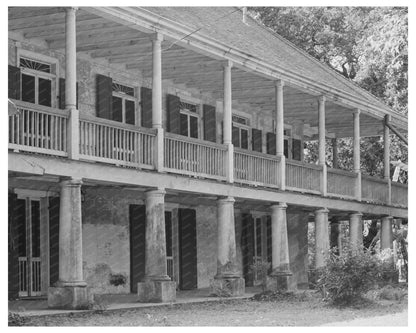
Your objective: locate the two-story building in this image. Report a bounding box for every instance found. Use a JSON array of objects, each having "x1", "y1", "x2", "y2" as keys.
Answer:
[{"x1": 8, "y1": 7, "x2": 408, "y2": 309}]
